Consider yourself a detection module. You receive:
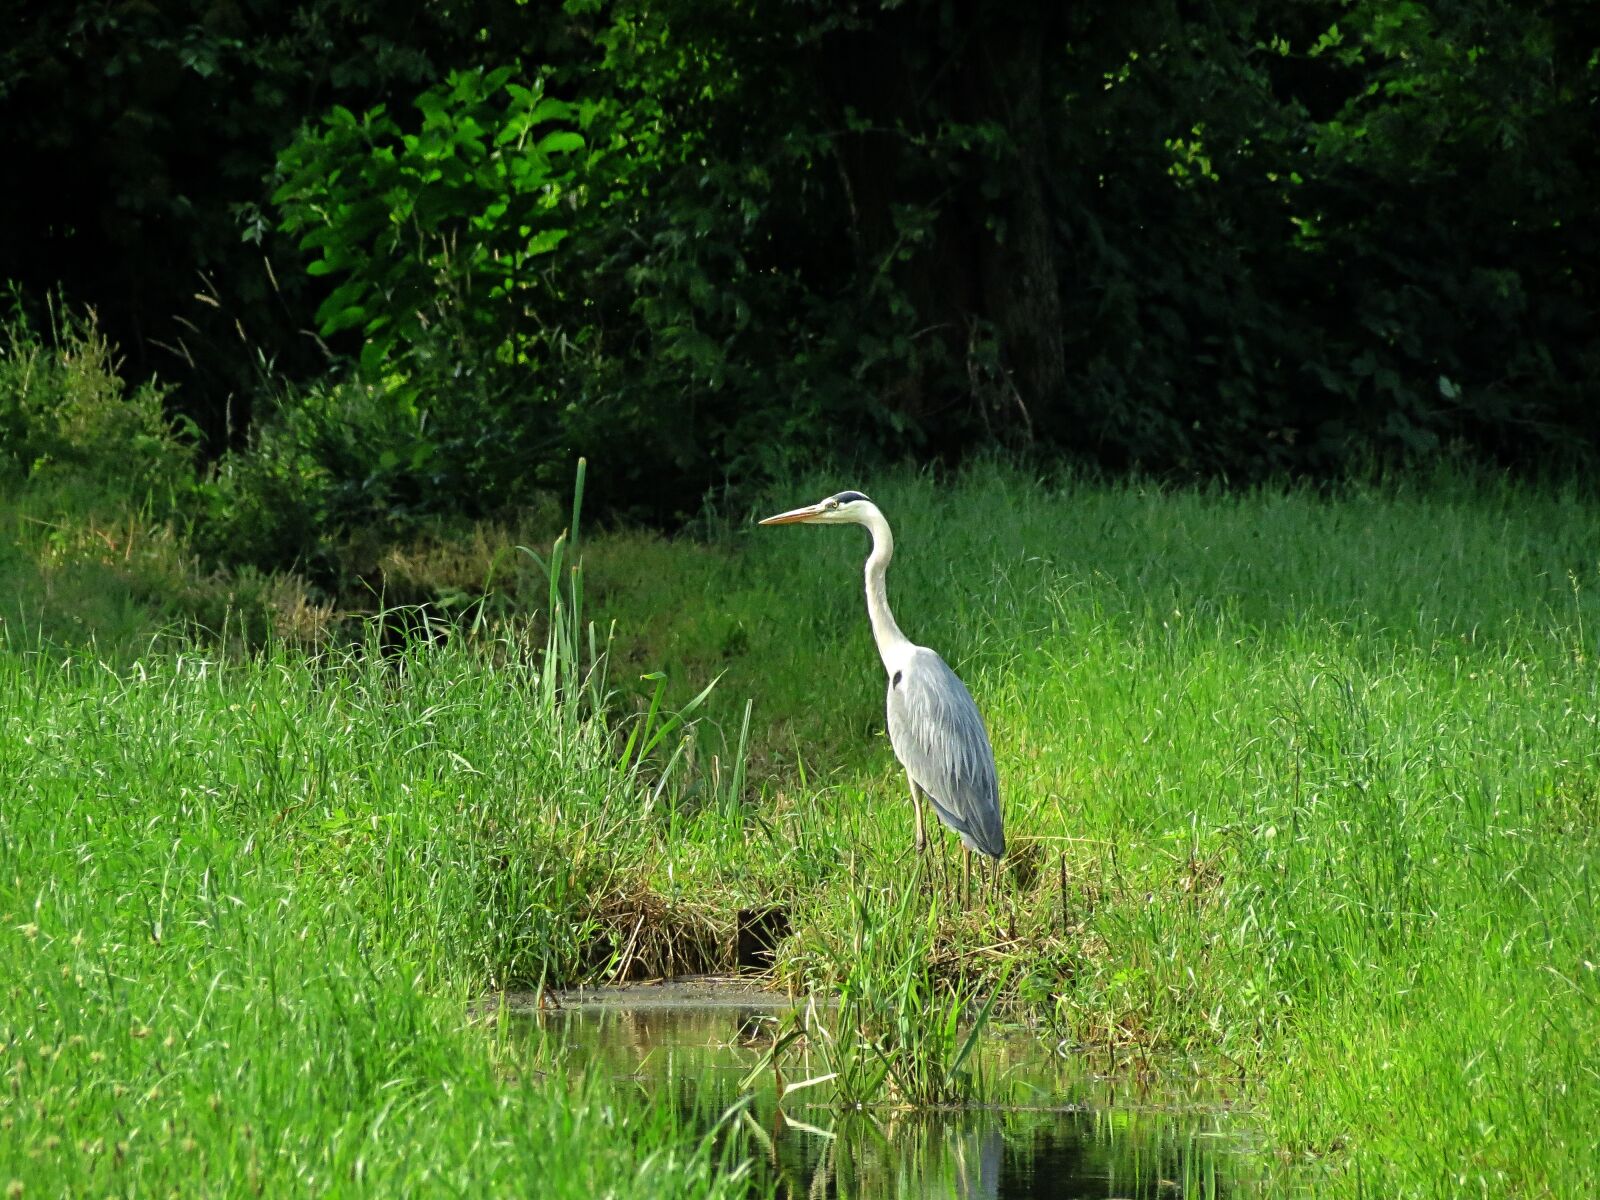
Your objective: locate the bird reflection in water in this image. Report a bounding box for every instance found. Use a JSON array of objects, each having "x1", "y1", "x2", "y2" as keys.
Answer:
[{"x1": 526, "y1": 1001, "x2": 1242, "y2": 1200}]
